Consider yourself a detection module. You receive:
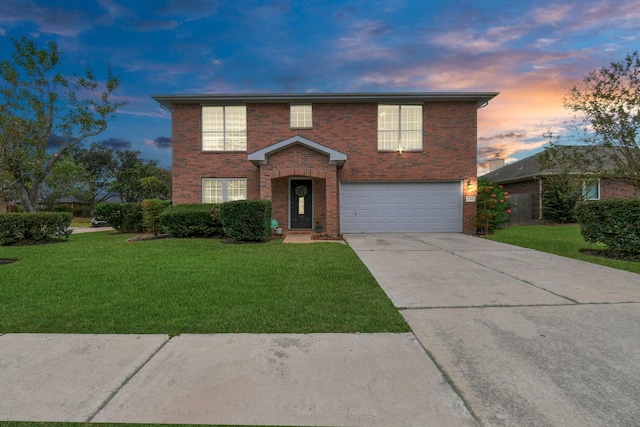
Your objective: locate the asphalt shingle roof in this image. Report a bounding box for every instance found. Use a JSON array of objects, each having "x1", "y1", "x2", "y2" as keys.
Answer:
[{"x1": 482, "y1": 146, "x2": 623, "y2": 183}]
